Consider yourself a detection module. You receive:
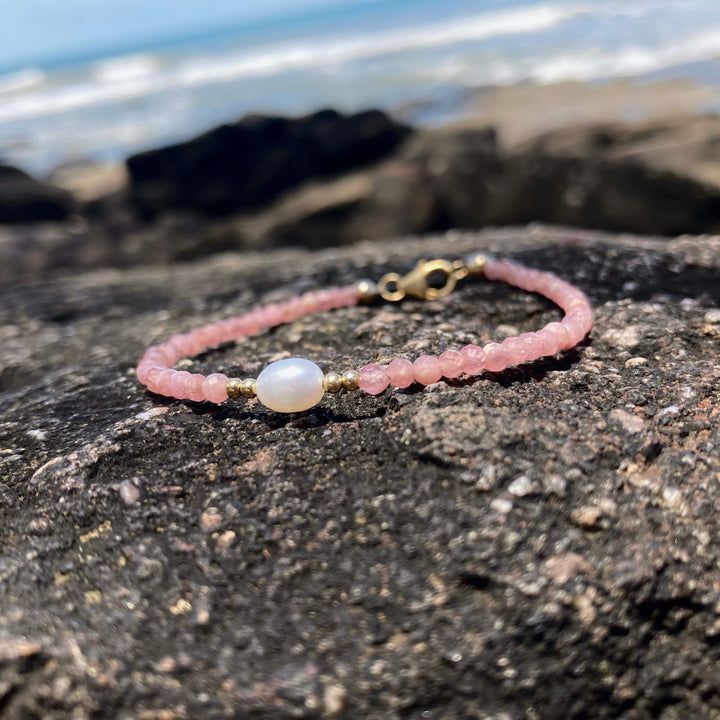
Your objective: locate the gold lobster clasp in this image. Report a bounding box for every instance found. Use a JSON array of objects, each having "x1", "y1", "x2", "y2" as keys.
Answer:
[{"x1": 377, "y1": 258, "x2": 470, "y2": 302}]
